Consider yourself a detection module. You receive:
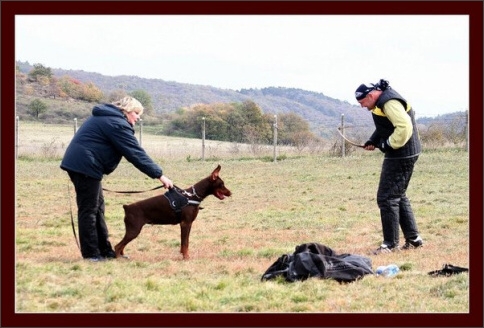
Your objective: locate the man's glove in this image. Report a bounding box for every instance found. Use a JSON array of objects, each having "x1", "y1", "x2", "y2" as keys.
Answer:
[
  {"x1": 364, "y1": 140, "x2": 376, "y2": 148},
  {"x1": 379, "y1": 139, "x2": 392, "y2": 153}
]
